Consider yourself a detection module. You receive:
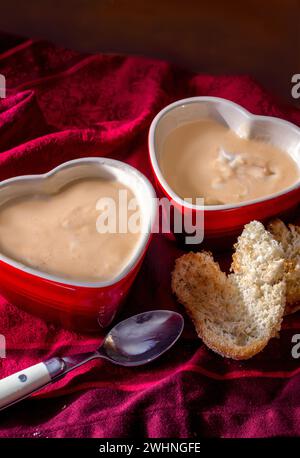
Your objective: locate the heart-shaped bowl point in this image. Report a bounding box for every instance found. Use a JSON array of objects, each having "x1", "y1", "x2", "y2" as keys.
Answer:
[{"x1": 0, "y1": 158, "x2": 157, "y2": 331}]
